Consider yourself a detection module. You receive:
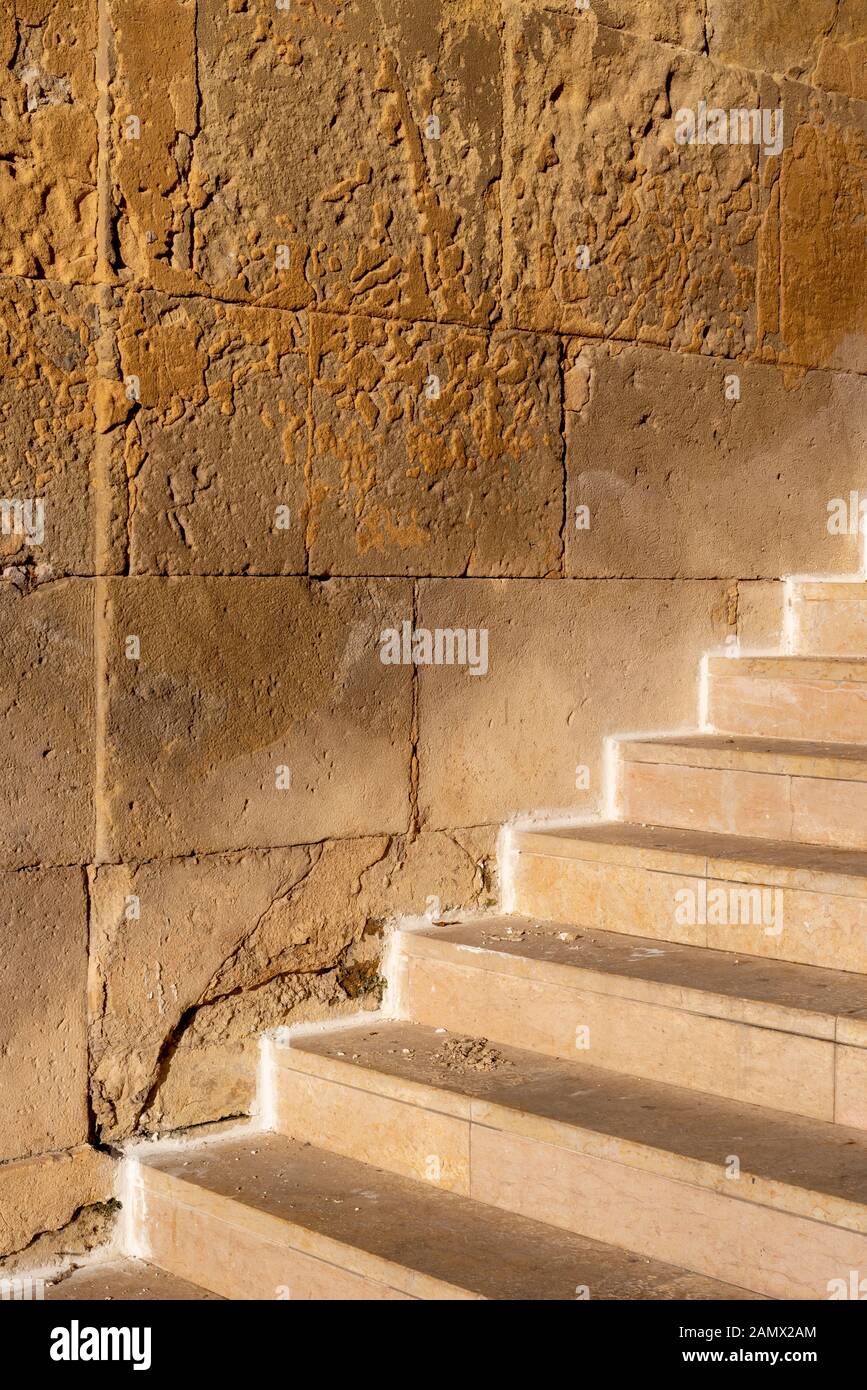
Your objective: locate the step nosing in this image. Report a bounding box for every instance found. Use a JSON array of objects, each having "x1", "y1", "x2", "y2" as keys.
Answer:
[
  {"x1": 141, "y1": 1172, "x2": 463, "y2": 1299},
  {"x1": 466, "y1": 1117, "x2": 867, "y2": 1239},
  {"x1": 402, "y1": 933, "x2": 847, "y2": 1039},
  {"x1": 512, "y1": 824, "x2": 867, "y2": 890},
  {"x1": 282, "y1": 1023, "x2": 867, "y2": 1226}
]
